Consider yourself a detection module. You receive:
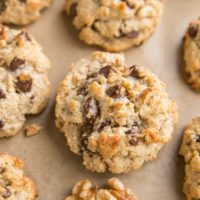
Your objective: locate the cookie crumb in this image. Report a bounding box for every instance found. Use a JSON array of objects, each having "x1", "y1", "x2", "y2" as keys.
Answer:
[{"x1": 25, "y1": 124, "x2": 41, "y2": 137}]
